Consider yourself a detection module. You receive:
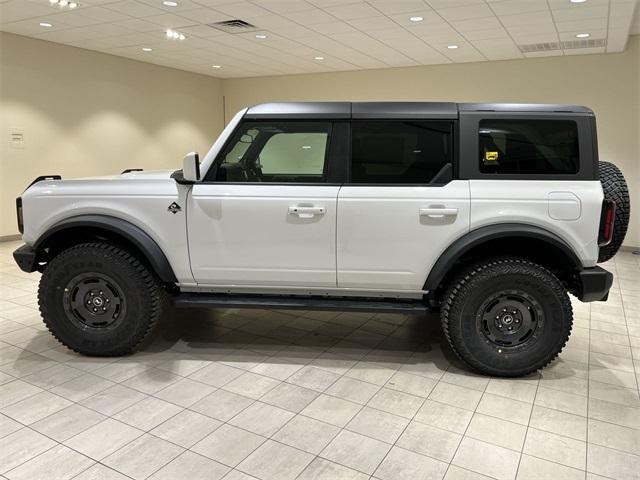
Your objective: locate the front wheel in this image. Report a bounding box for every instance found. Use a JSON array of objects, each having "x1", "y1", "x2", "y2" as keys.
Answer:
[
  {"x1": 441, "y1": 258, "x2": 572, "y2": 377},
  {"x1": 39, "y1": 242, "x2": 166, "y2": 356}
]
